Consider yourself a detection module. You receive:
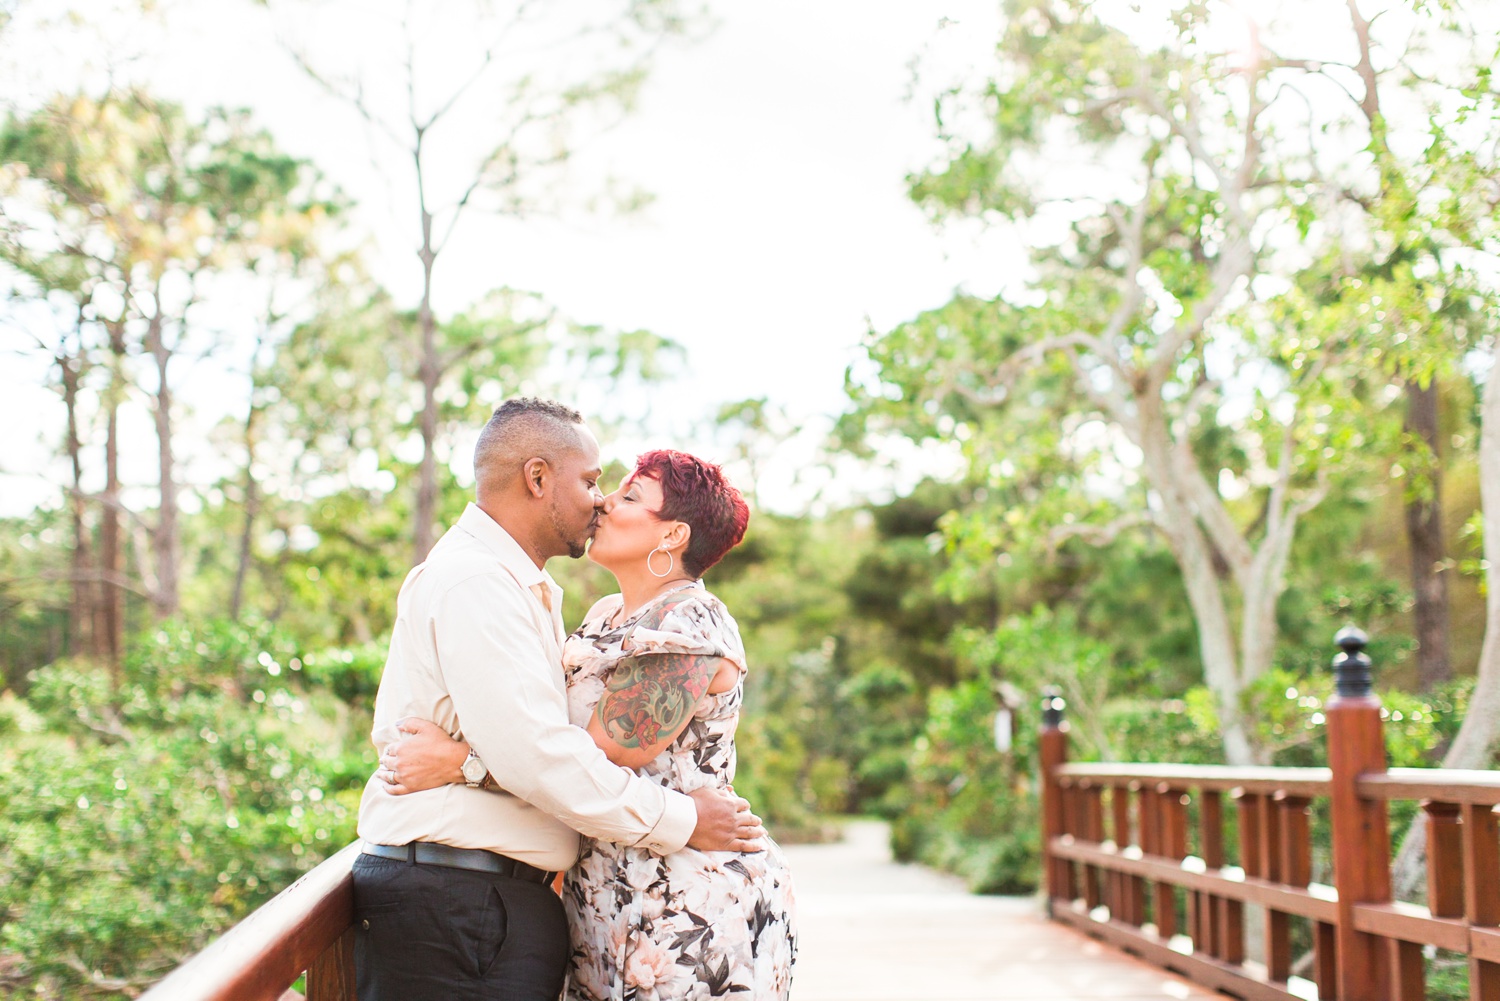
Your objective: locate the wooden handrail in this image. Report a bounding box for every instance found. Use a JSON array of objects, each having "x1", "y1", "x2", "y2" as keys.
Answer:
[
  {"x1": 139, "y1": 841, "x2": 361, "y2": 1001},
  {"x1": 1359, "y1": 768, "x2": 1500, "y2": 804},
  {"x1": 1056, "y1": 762, "x2": 1332, "y2": 797},
  {"x1": 1038, "y1": 629, "x2": 1500, "y2": 1001}
]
